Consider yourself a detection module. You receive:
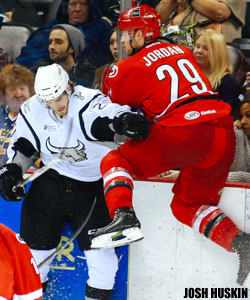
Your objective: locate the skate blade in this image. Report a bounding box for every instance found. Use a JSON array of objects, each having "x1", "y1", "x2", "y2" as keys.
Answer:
[{"x1": 91, "y1": 227, "x2": 144, "y2": 249}]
